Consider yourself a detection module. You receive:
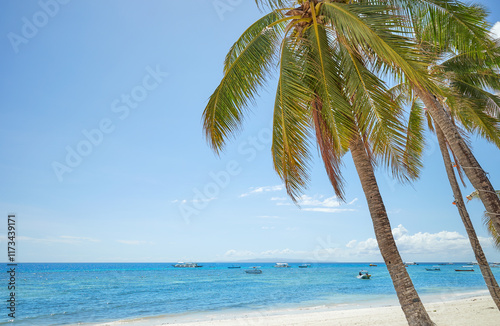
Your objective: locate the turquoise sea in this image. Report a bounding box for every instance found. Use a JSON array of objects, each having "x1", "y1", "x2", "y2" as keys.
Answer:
[{"x1": 1, "y1": 262, "x2": 498, "y2": 325}]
